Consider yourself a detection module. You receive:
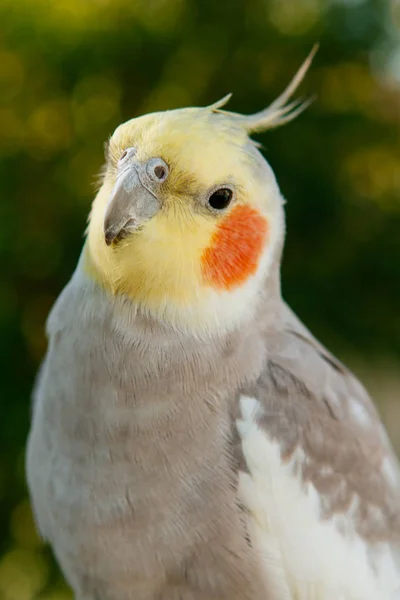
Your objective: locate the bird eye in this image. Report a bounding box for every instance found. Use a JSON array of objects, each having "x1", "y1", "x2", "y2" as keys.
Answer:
[
  {"x1": 154, "y1": 165, "x2": 166, "y2": 180},
  {"x1": 208, "y1": 188, "x2": 233, "y2": 210}
]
